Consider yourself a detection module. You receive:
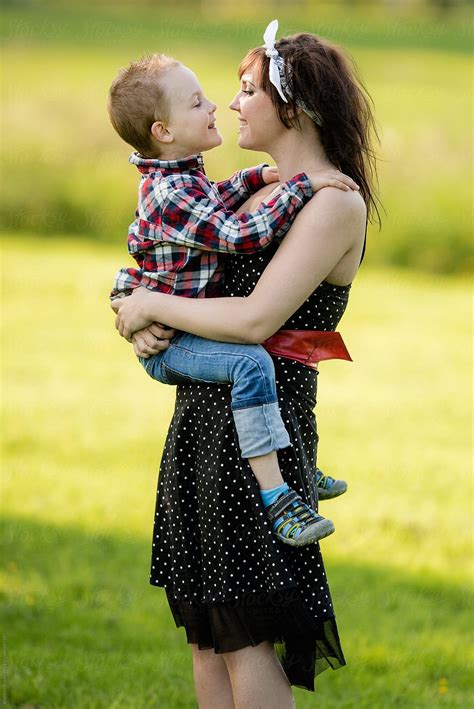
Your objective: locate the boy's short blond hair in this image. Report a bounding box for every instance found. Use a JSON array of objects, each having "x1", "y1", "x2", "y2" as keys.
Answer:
[{"x1": 108, "y1": 53, "x2": 180, "y2": 157}]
